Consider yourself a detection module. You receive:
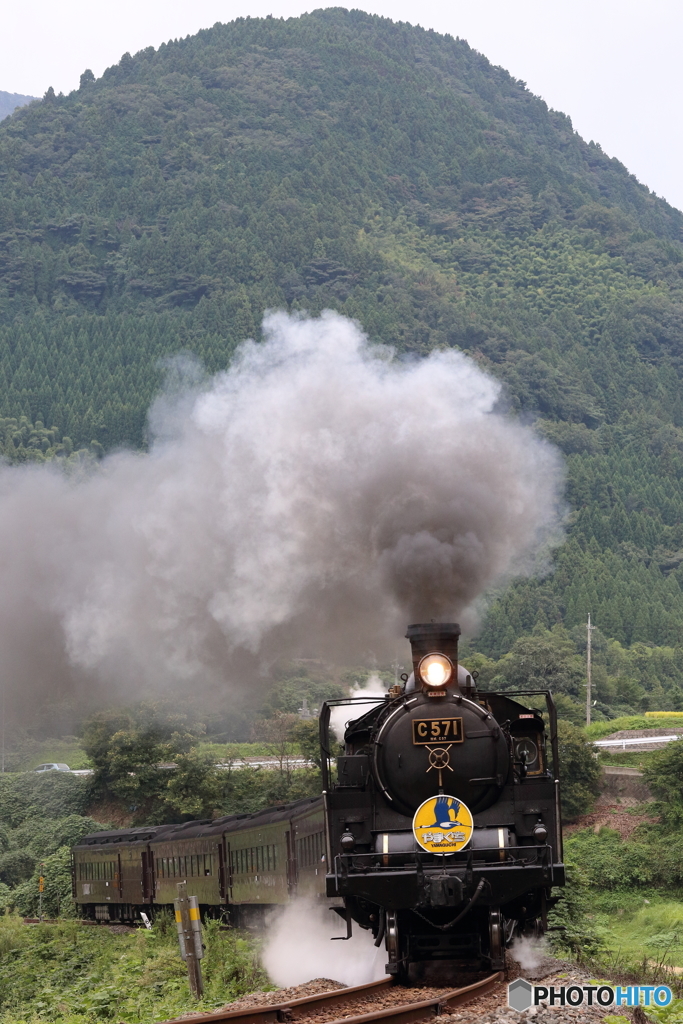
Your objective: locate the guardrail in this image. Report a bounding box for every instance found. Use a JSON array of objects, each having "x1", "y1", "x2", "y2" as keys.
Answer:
[
  {"x1": 593, "y1": 734, "x2": 683, "y2": 749},
  {"x1": 26, "y1": 757, "x2": 312, "y2": 777}
]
